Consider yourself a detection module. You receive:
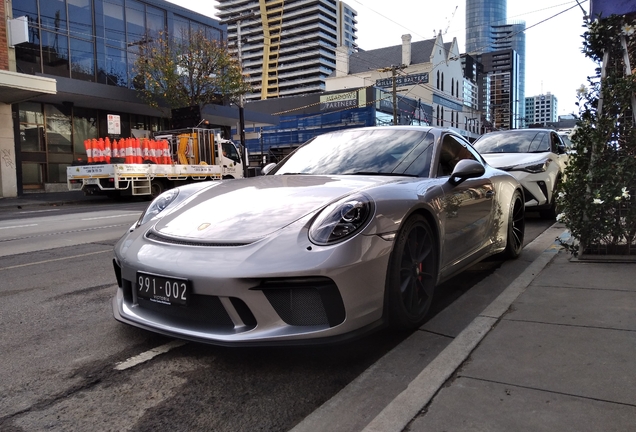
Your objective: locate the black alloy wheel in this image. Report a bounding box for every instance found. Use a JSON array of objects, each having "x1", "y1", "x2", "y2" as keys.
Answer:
[
  {"x1": 387, "y1": 215, "x2": 438, "y2": 330},
  {"x1": 502, "y1": 190, "x2": 525, "y2": 259}
]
